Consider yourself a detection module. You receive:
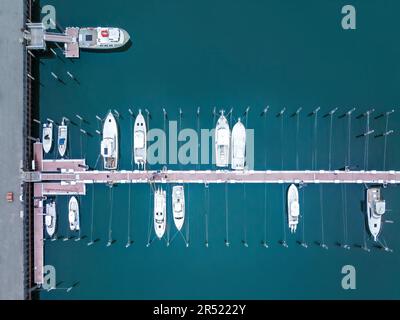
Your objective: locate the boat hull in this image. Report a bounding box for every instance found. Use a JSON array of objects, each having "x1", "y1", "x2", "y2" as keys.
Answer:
[
  {"x1": 172, "y1": 186, "x2": 185, "y2": 231},
  {"x1": 45, "y1": 201, "x2": 57, "y2": 237},
  {"x1": 231, "y1": 119, "x2": 246, "y2": 170},
  {"x1": 78, "y1": 27, "x2": 130, "y2": 50},
  {"x1": 42, "y1": 123, "x2": 53, "y2": 154},
  {"x1": 101, "y1": 111, "x2": 118, "y2": 170},
  {"x1": 366, "y1": 188, "x2": 385, "y2": 242},
  {"x1": 133, "y1": 110, "x2": 147, "y2": 168},
  {"x1": 215, "y1": 114, "x2": 230, "y2": 167},
  {"x1": 287, "y1": 184, "x2": 300, "y2": 233},
  {"x1": 58, "y1": 124, "x2": 68, "y2": 157},
  {"x1": 154, "y1": 189, "x2": 167, "y2": 239},
  {"x1": 68, "y1": 196, "x2": 80, "y2": 231}
]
